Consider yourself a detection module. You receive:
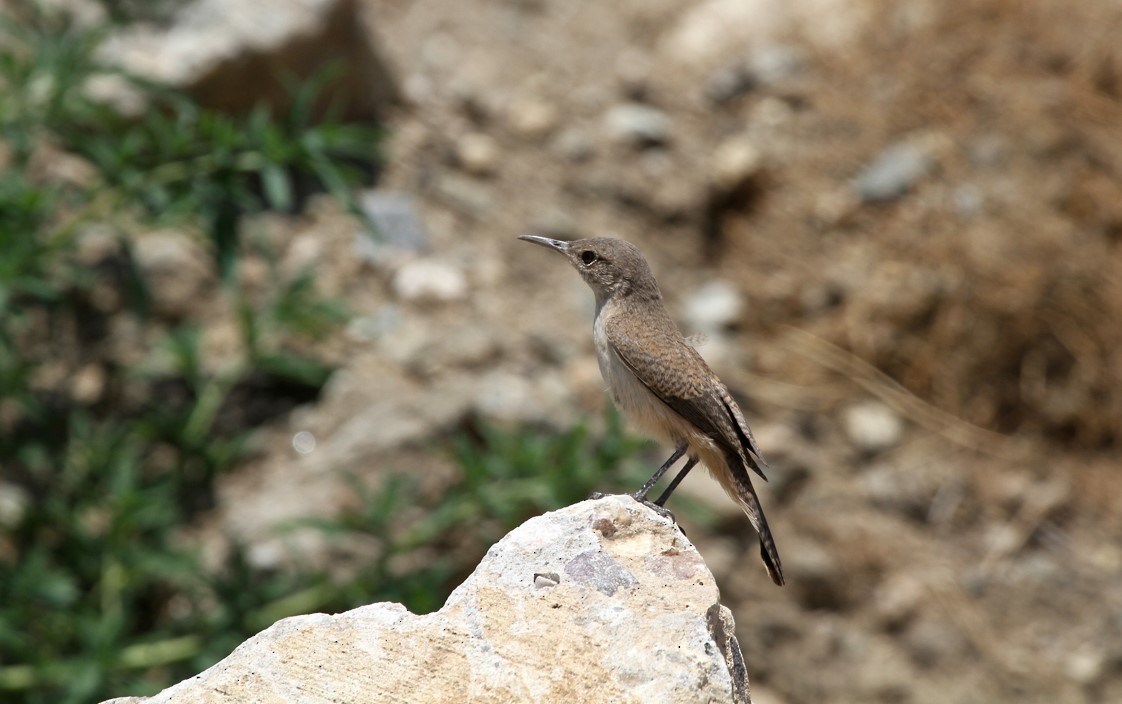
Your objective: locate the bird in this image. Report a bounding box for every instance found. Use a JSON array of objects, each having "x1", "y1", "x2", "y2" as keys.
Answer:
[{"x1": 518, "y1": 234, "x2": 784, "y2": 586}]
